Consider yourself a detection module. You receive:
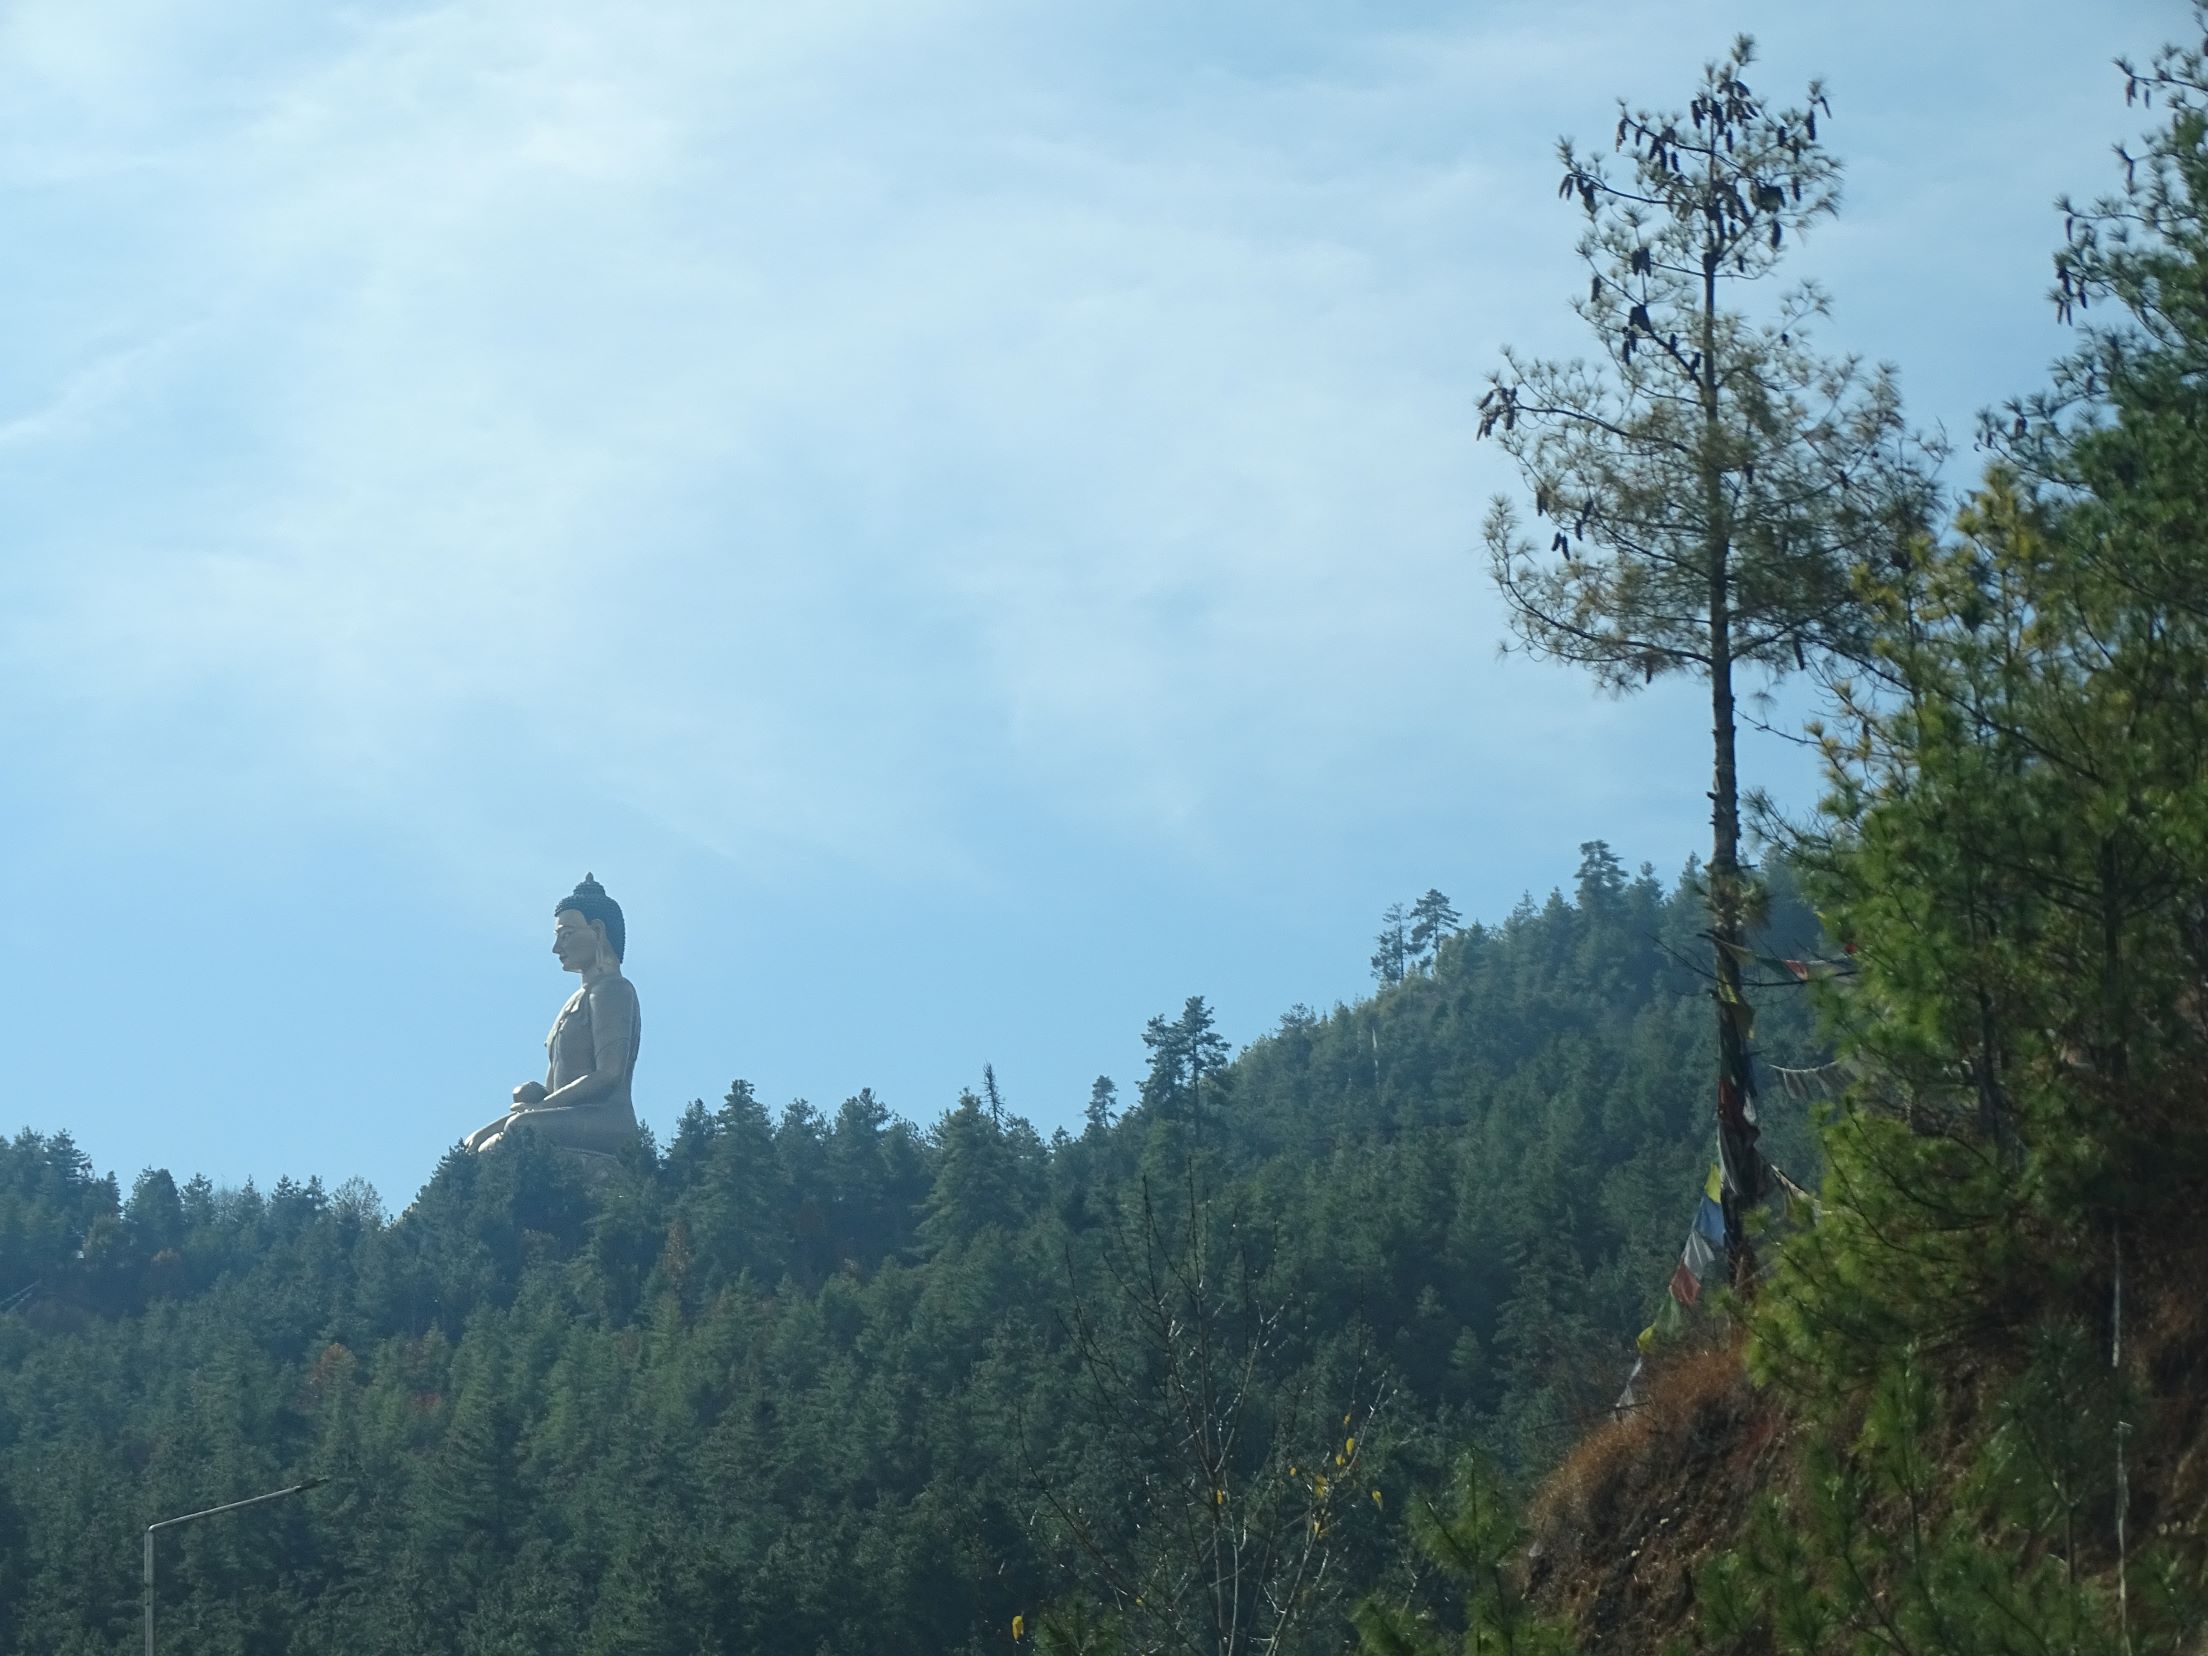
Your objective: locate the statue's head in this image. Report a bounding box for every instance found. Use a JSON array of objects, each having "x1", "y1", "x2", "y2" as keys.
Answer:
[{"x1": 553, "y1": 872, "x2": 626, "y2": 971}]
